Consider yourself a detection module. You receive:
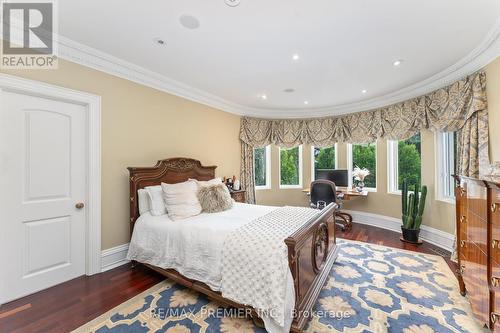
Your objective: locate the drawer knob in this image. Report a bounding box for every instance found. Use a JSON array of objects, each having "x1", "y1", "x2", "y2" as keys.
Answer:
[
  {"x1": 460, "y1": 215, "x2": 467, "y2": 223},
  {"x1": 493, "y1": 239, "x2": 500, "y2": 249},
  {"x1": 492, "y1": 276, "x2": 500, "y2": 287},
  {"x1": 492, "y1": 203, "x2": 498, "y2": 213},
  {"x1": 492, "y1": 312, "x2": 500, "y2": 324},
  {"x1": 460, "y1": 240, "x2": 466, "y2": 248}
]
